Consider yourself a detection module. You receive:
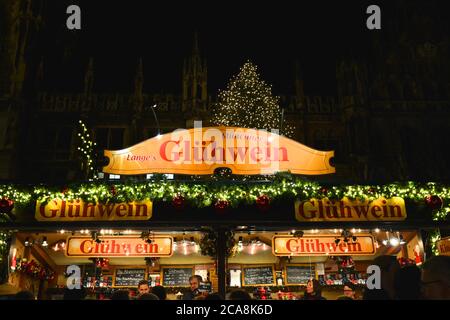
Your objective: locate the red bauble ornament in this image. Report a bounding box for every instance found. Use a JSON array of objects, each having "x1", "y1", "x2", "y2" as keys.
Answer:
[
  {"x1": 214, "y1": 199, "x2": 229, "y2": 213},
  {"x1": 320, "y1": 187, "x2": 328, "y2": 196},
  {"x1": 0, "y1": 198, "x2": 14, "y2": 213},
  {"x1": 172, "y1": 194, "x2": 186, "y2": 210},
  {"x1": 425, "y1": 195, "x2": 443, "y2": 210},
  {"x1": 256, "y1": 195, "x2": 270, "y2": 211},
  {"x1": 100, "y1": 258, "x2": 109, "y2": 269},
  {"x1": 61, "y1": 187, "x2": 69, "y2": 195}
]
